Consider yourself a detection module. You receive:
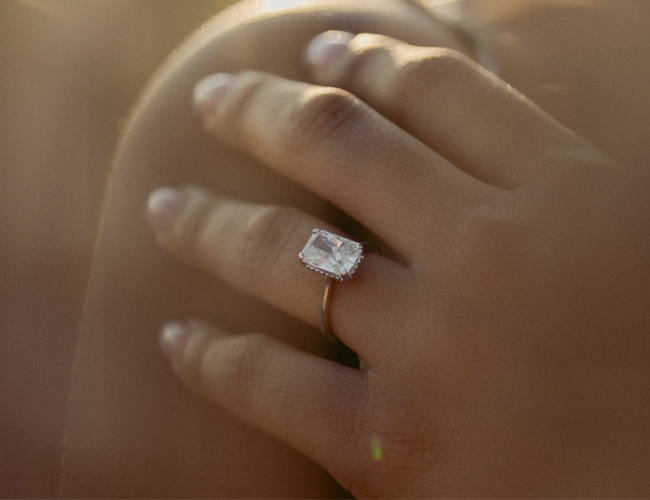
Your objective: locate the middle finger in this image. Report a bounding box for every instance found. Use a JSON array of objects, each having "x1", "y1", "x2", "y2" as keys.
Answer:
[{"x1": 193, "y1": 70, "x2": 479, "y2": 258}]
